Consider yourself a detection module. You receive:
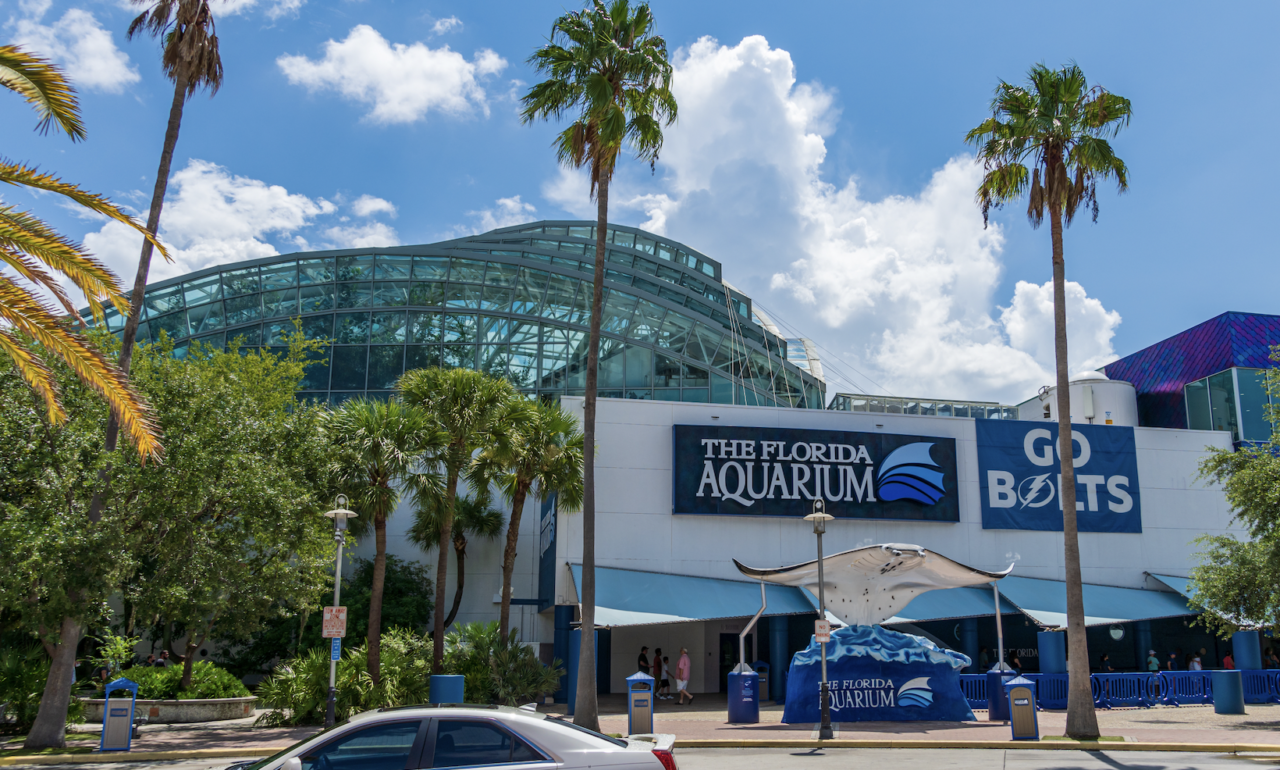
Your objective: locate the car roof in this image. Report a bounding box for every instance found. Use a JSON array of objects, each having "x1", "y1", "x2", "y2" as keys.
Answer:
[{"x1": 353, "y1": 704, "x2": 548, "y2": 723}]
